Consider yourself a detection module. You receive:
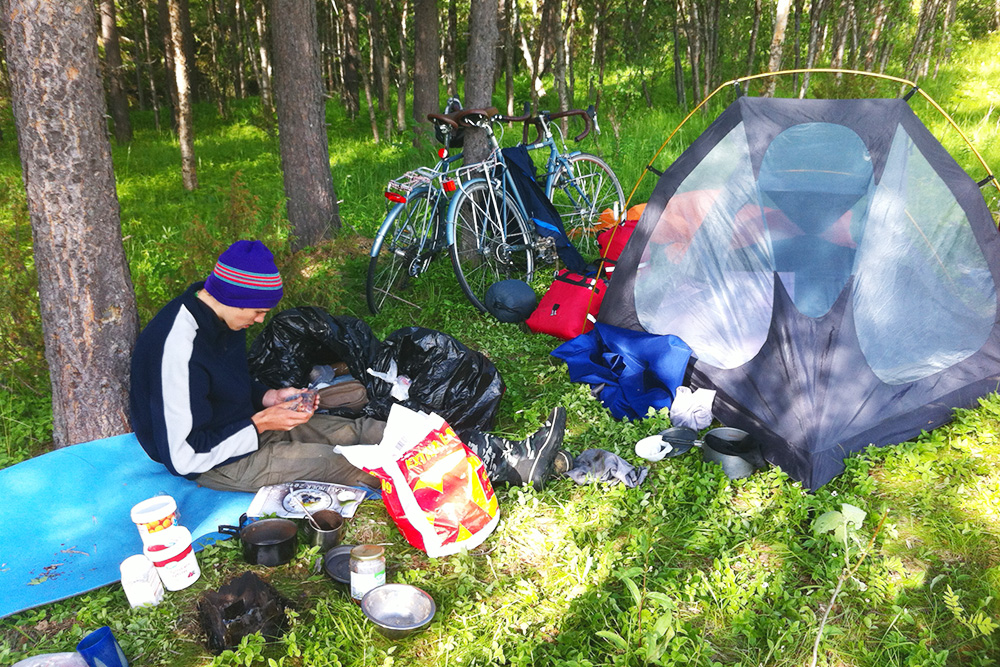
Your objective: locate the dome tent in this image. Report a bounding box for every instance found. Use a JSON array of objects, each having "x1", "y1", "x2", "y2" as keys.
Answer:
[{"x1": 595, "y1": 74, "x2": 1000, "y2": 489}]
